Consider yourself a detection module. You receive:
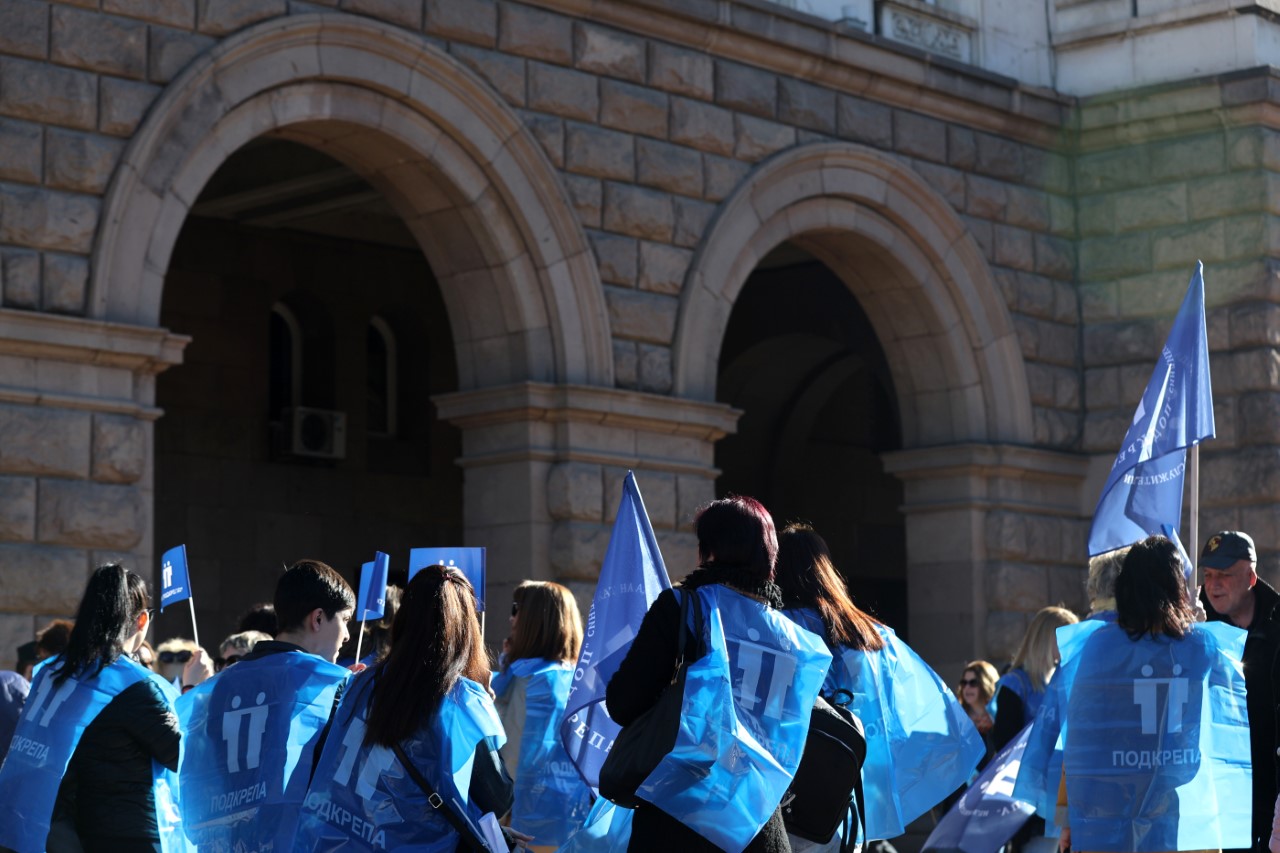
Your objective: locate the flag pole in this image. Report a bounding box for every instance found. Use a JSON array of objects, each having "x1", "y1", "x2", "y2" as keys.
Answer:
[
  {"x1": 188, "y1": 596, "x2": 200, "y2": 649},
  {"x1": 353, "y1": 616, "x2": 365, "y2": 664},
  {"x1": 1188, "y1": 443, "x2": 1200, "y2": 596}
]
